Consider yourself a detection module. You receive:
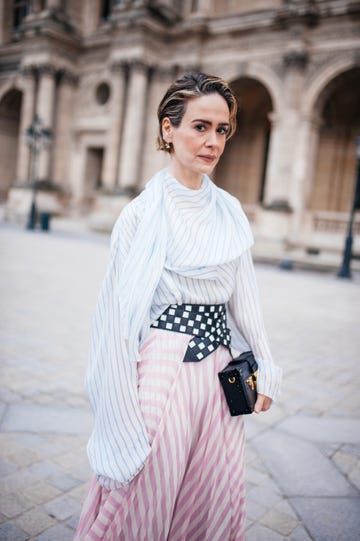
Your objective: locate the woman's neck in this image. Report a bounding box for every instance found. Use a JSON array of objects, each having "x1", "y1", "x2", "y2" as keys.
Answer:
[{"x1": 168, "y1": 164, "x2": 203, "y2": 191}]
